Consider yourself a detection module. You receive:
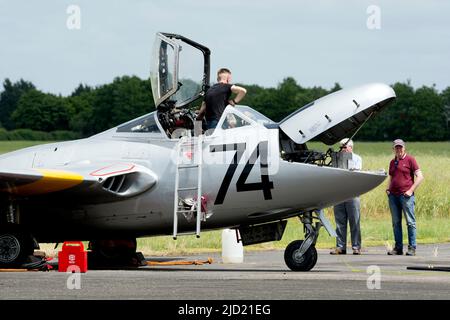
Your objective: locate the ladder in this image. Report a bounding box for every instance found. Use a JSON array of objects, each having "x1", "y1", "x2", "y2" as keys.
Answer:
[{"x1": 173, "y1": 135, "x2": 203, "y2": 240}]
